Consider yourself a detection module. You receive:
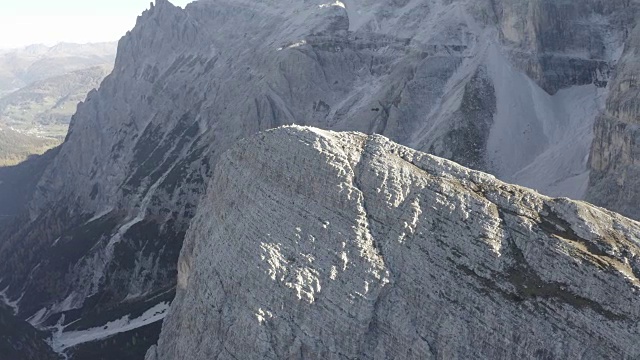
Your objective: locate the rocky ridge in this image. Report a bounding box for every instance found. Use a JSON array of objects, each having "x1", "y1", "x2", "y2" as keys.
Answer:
[{"x1": 148, "y1": 126, "x2": 640, "y2": 360}]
